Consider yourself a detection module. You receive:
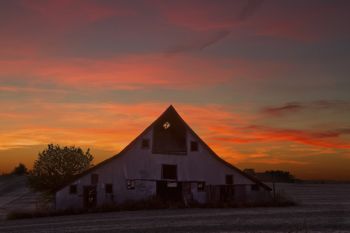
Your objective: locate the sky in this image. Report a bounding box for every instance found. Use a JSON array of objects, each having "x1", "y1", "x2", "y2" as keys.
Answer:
[{"x1": 0, "y1": 0, "x2": 350, "y2": 180}]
